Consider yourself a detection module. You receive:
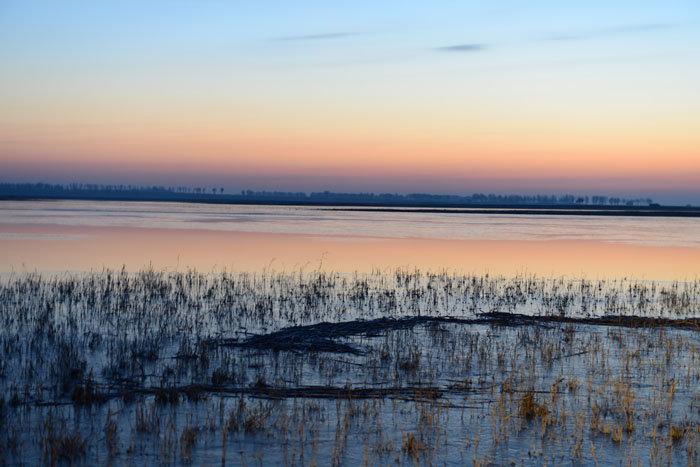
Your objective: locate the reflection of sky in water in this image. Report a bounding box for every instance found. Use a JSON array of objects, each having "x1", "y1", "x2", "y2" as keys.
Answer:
[
  {"x1": 1, "y1": 200, "x2": 700, "y2": 280},
  {"x1": 0, "y1": 200, "x2": 697, "y2": 248}
]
